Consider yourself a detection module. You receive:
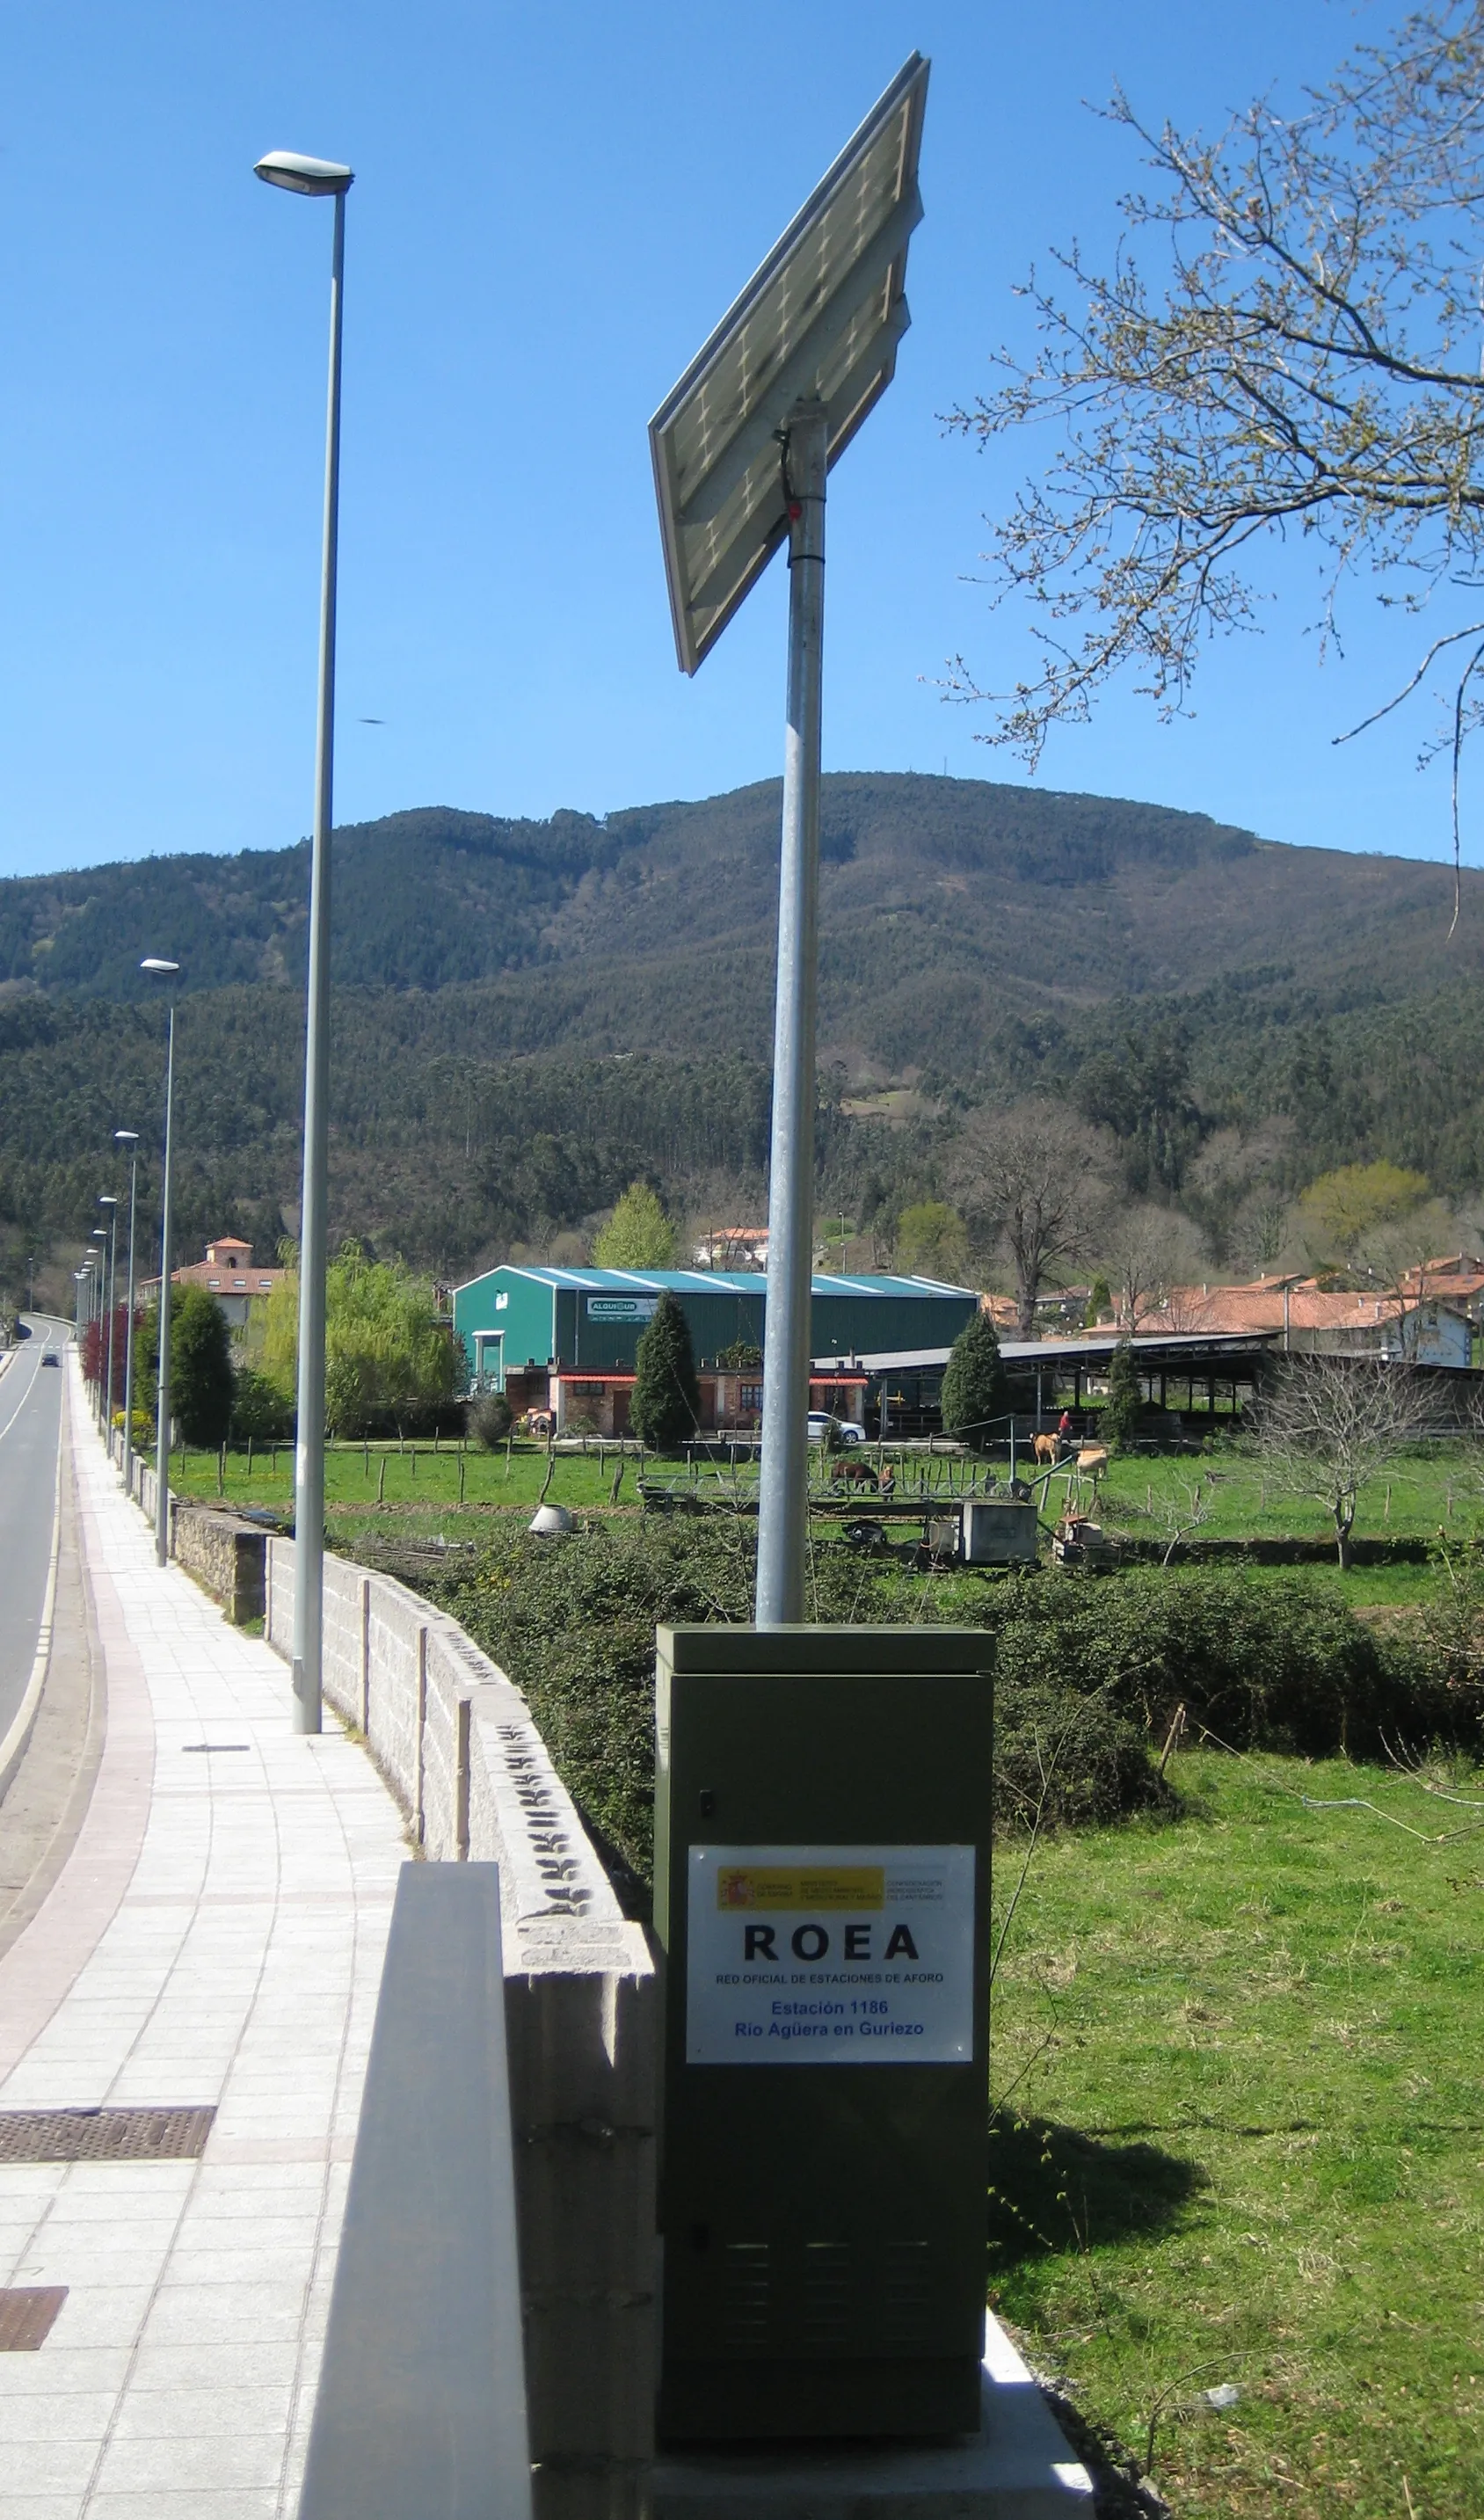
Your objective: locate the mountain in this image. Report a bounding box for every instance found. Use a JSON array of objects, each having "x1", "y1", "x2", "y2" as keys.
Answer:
[
  {"x1": 4, "y1": 777, "x2": 1478, "y2": 1063},
  {"x1": 3, "y1": 771, "x2": 1482, "y2": 1302}
]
